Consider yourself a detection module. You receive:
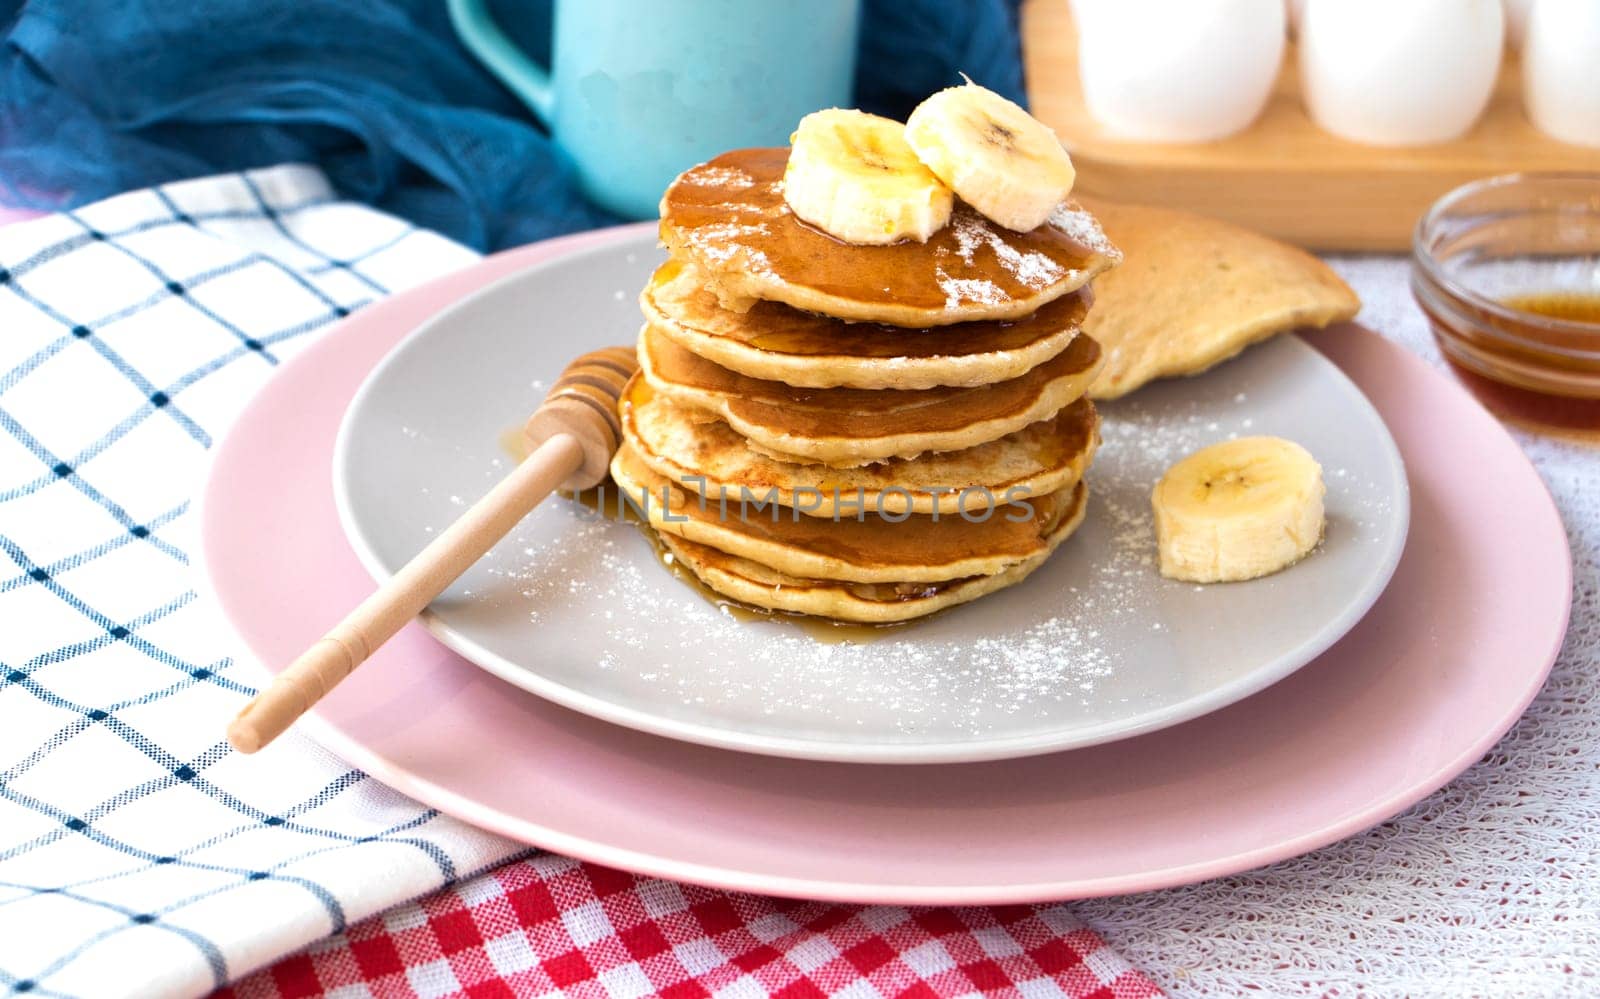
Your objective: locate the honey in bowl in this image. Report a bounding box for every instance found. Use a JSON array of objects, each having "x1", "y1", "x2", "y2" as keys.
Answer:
[
  {"x1": 1502, "y1": 292, "x2": 1600, "y2": 327},
  {"x1": 1420, "y1": 289, "x2": 1600, "y2": 437},
  {"x1": 1412, "y1": 173, "x2": 1600, "y2": 435}
]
